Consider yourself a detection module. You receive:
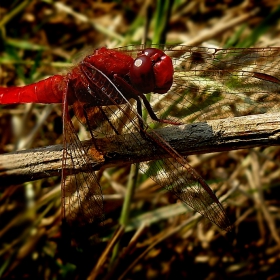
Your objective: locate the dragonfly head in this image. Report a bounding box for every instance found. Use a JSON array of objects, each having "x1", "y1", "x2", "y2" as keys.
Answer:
[{"x1": 130, "y1": 48, "x2": 174, "y2": 94}]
